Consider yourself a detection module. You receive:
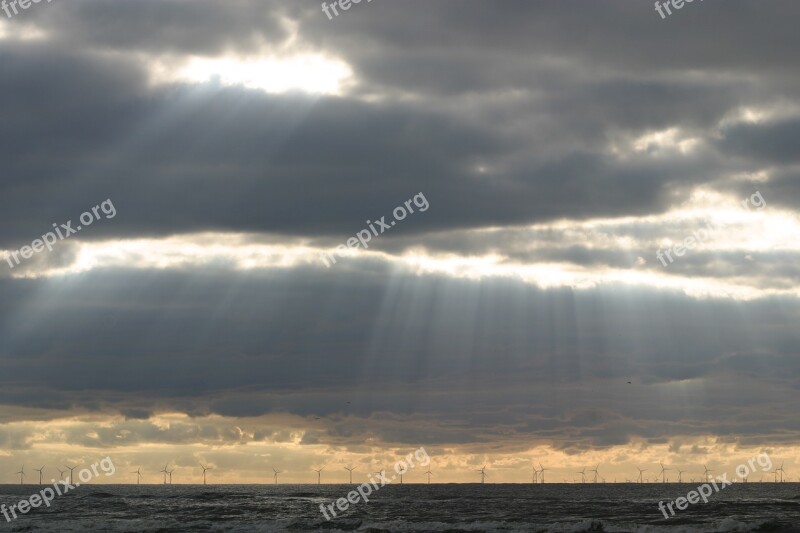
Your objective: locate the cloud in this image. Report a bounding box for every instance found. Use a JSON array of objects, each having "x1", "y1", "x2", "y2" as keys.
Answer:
[{"x1": 1, "y1": 0, "x2": 799, "y2": 473}]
